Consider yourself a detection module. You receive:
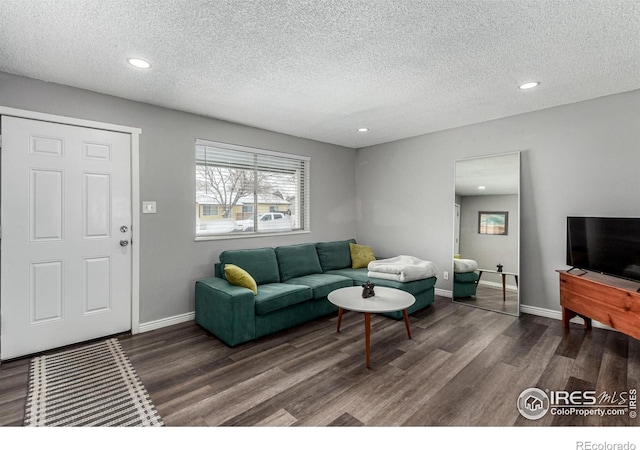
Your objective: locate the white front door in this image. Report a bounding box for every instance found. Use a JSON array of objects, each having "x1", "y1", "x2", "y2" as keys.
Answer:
[{"x1": 1, "y1": 116, "x2": 132, "y2": 360}]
